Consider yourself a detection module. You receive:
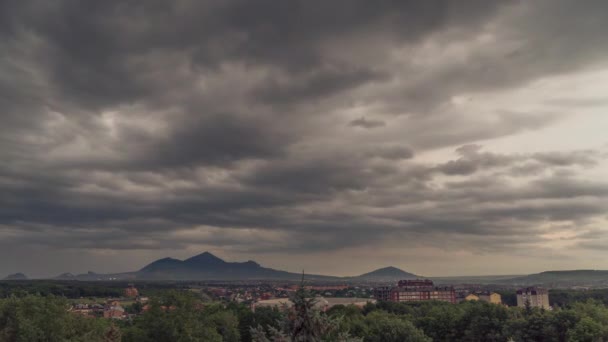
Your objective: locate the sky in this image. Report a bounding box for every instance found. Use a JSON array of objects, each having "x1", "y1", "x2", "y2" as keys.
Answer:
[{"x1": 2, "y1": 0, "x2": 608, "y2": 278}]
